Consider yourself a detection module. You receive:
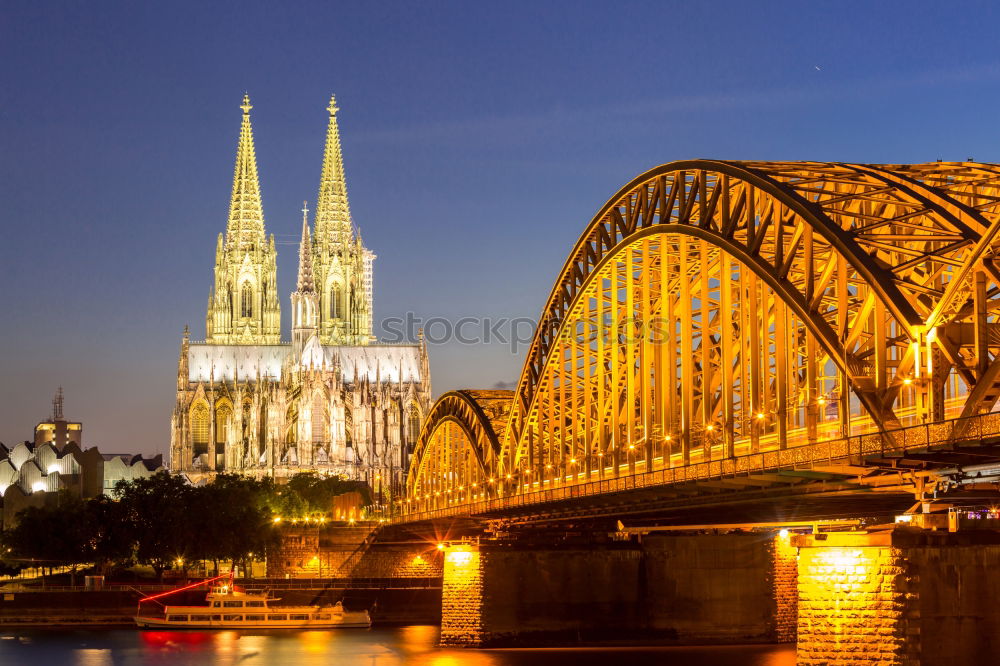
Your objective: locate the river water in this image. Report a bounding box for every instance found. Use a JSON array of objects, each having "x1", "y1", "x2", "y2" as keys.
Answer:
[{"x1": 0, "y1": 626, "x2": 796, "y2": 665}]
